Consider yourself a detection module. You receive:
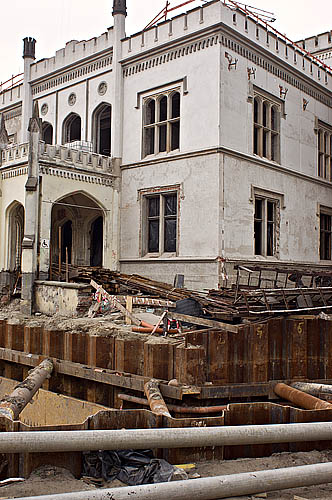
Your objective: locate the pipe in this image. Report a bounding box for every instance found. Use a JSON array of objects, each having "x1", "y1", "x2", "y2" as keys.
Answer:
[
  {"x1": 13, "y1": 462, "x2": 332, "y2": 500},
  {"x1": 292, "y1": 381, "x2": 332, "y2": 397},
  {"x1": 0, "y1": 359, "x2": 53, "y2": 420},
  {"x1": 274, "y1": 383, "x2": 332, "y2": 410},
  {"x1": 144, "y1": 379, "x2": 171, "y2": 418},
  {"x1": 132, "y1": 326, "x2": 178, "y2": 334},
  {"x1": 2, "y1": 422, "x2": 332, "y2": 453},
  {"x1": 118, "y1": 393, "x2": 227, "y2": 414}
]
